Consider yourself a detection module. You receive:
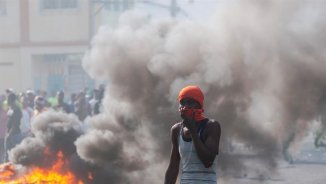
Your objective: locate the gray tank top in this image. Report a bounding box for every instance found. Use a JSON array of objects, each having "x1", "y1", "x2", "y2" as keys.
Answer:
[{"x1": 178, "y1": 119, "x2": 218, "y2": 184}]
